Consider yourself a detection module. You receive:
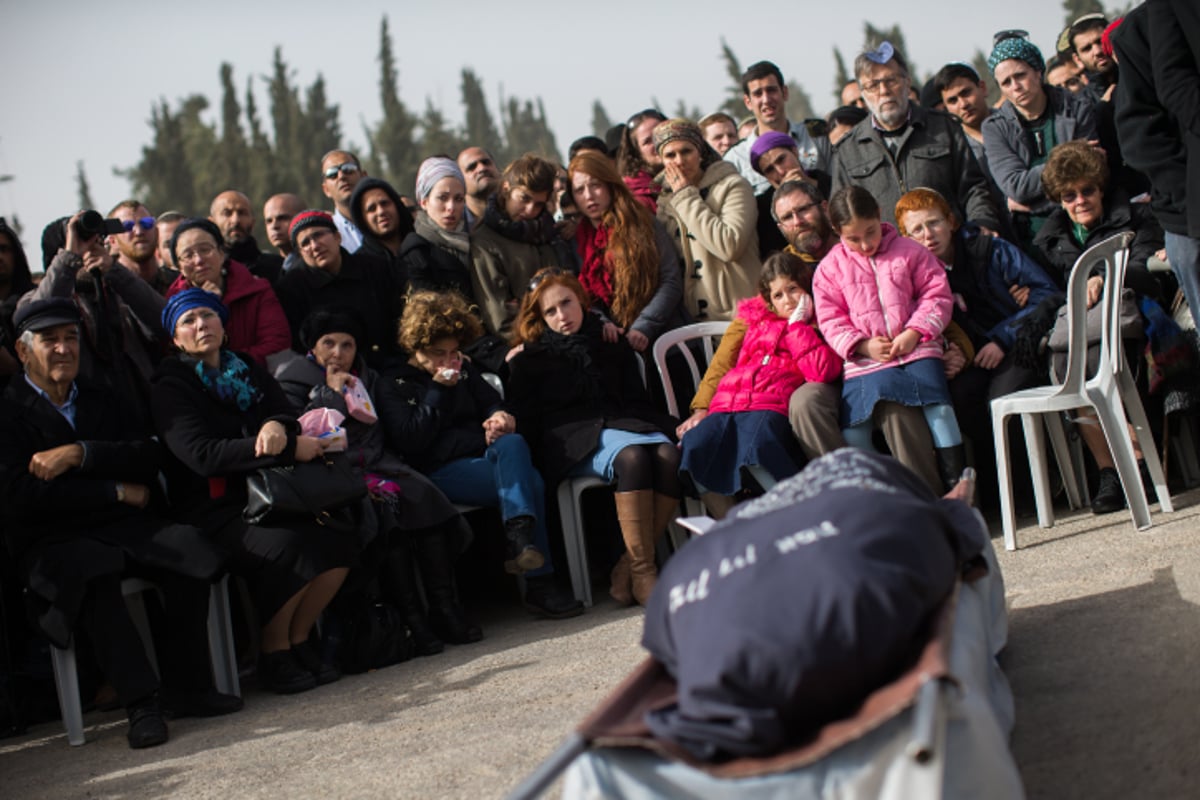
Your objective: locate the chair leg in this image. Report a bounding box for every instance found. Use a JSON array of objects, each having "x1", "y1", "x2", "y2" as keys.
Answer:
[
  {"x1": 1091, "y1": 397, "x2": 1153, "y2": 530},
  {"x1": 1045, "y1": 413, "x2": 1084, "y2": 510},
  {"x1": 50, "y1": 642, "x2": 86, "y2": 746},
  {"x1": 1022, "y1": 413, "x2": 1054, "y2": 530},
  {"x1": 207, "y1": 576, "x2": 240, "y2": 697},
  {"x1": 991, "y1": 408, "x2": 1019, "y2": 551},
  {"x1": 1115, "y1": 370, "x2": 1174, "y2": 513},
  {"x1": 557, "y1": 480, "x2": 591, "y2": 608},
  {"x1": 570, "y1": 481, "x2": 595, "y2": 608}
]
